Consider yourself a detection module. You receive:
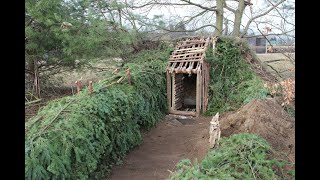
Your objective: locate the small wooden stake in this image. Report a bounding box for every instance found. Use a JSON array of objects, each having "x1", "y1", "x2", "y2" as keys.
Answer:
[
  {"x1": 75, "y1": 80, "x2": 82, "y2": 95},
  {"x1": 126, "y1": 69, "x2": 131, "y2": 85},
  {"x1": 209, "y1": 112, "x2": 220, "y2": 148},
  {"x1": 89, "y1": 81, "x2": 93, "y2": 96}
]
